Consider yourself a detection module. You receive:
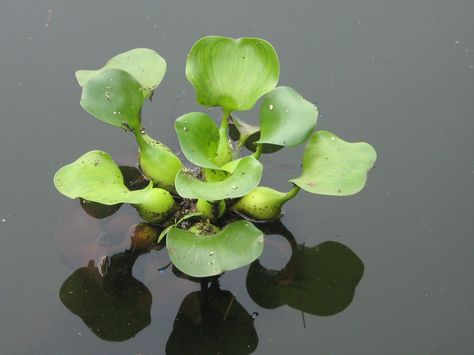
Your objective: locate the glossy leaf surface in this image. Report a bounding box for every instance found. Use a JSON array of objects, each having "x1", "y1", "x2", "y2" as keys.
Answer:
[
  {"x1": 290, "y1": 131, "x2": 377, "y2": 195},
  {"x1": 257, "y1": 86, "x2": 318, "y2": 146},
  {"x1": 80, "y1": 68, "x2": 144, "y2": 131},
  {"x1": 76, "y1": 48, "x2": 166, "y2": 98},
  {"x1": 54, "y1": 150, "x2": 152, "y2": 205},
  {"x1": 175, "y1": 157, "x2": 263, "y2": 200},
  {"x1": 174, "y1": 112, "x2": 221, "y2": 169},
  {"x1": 167, "y1": 220, "x2": 264, "y2": 277},
  {"x1": 186, "y1": 36, "x2": 279, "y2": 112}
]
